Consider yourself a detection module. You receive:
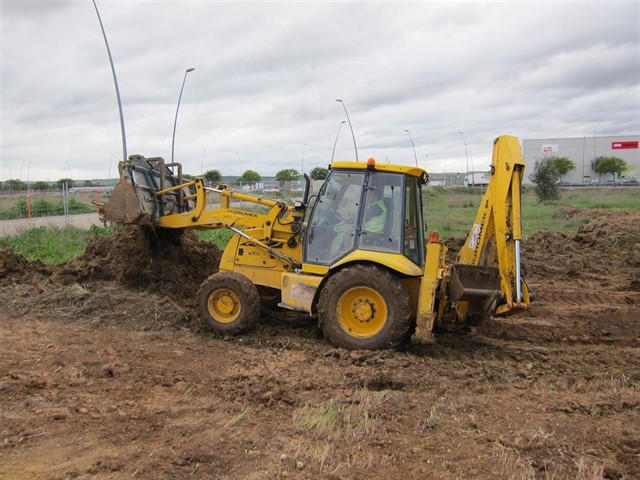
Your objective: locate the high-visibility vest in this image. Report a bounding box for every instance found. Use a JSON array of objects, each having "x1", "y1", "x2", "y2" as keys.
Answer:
[{"x1": 365, "y1": 199, "x2": 387, "y2": 234}]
